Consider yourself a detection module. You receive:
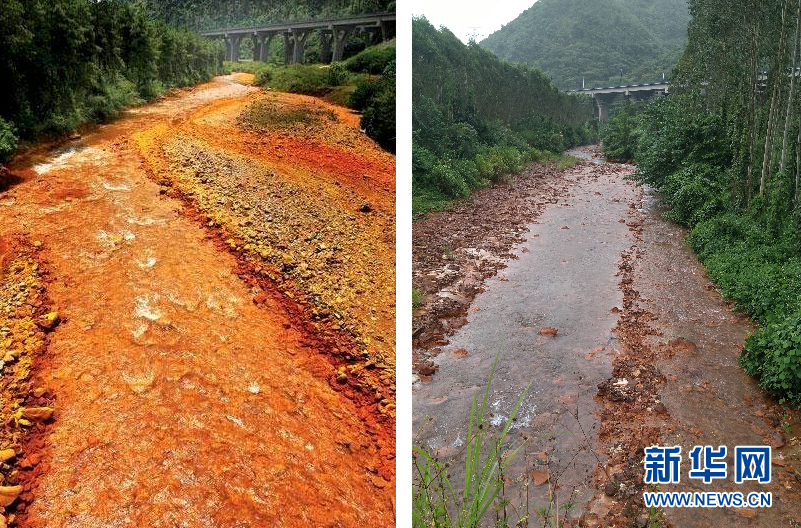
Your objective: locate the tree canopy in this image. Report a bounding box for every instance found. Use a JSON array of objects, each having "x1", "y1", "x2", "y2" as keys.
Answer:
[
  {"x1": 413, "y1": 17, "x2": 595, "y2": 208},
  {"x1": 0, "y1": 0, "x2": 222, "y2": 159}
]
